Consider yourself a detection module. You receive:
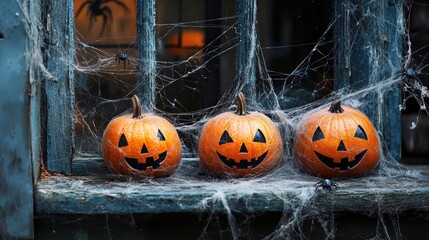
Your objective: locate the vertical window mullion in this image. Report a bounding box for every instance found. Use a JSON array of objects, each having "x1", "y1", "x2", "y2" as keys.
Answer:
[
  {"x1": 334, "y1": 0, "x2": 403, "y2": 160},
  {"x1": 136, "y1": 0, "x2": 157, "y2": 112},
  {"x1": 45, "y1": 0, "x2": 75, "y2": 173},
  {"x1": 236, "y1": 0, "x2": 257, "y2": 107}
]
